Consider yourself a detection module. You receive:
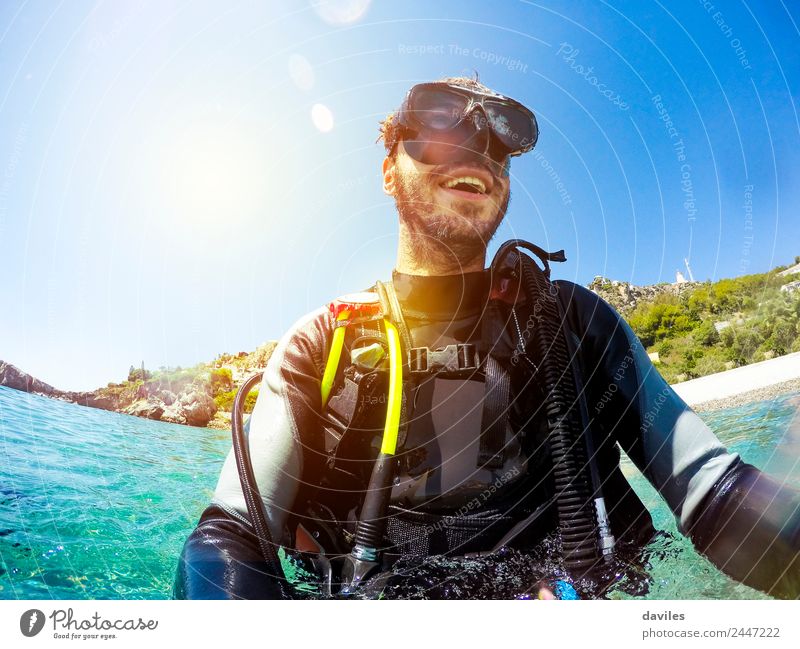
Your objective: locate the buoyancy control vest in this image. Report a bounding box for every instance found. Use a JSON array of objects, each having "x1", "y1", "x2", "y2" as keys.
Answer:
[{"x1": 307, "y1": 241, "x2": 643, "y2": 580}]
